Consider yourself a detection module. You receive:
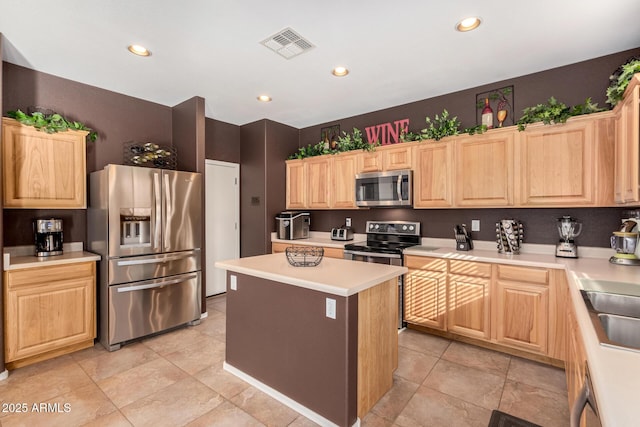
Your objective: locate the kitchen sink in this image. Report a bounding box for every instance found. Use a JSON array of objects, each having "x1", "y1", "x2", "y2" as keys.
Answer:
[
  {"x1": 584, "y1": 291, "x2": 640, "y2": 318},
  {"x1": 598, "y1": 313, "x2": 640, "y2": 350},
  {"x1": 580, "y1": 288, "x2": 640, "y2": 352}
]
